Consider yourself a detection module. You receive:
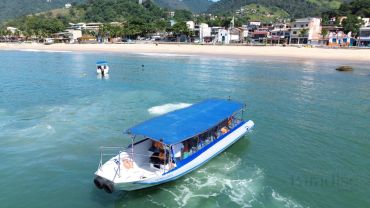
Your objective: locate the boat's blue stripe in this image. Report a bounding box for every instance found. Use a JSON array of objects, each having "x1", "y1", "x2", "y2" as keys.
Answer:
[{"x1": 135, "y1": 121, "x2": 249, "y2": 185}]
